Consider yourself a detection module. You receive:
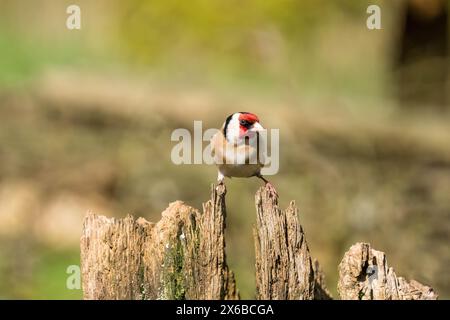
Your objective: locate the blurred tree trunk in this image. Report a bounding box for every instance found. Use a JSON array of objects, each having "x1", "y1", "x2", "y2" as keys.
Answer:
[{"x1": 395, "y1": 0, "x2": 448, "y2": 110}]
